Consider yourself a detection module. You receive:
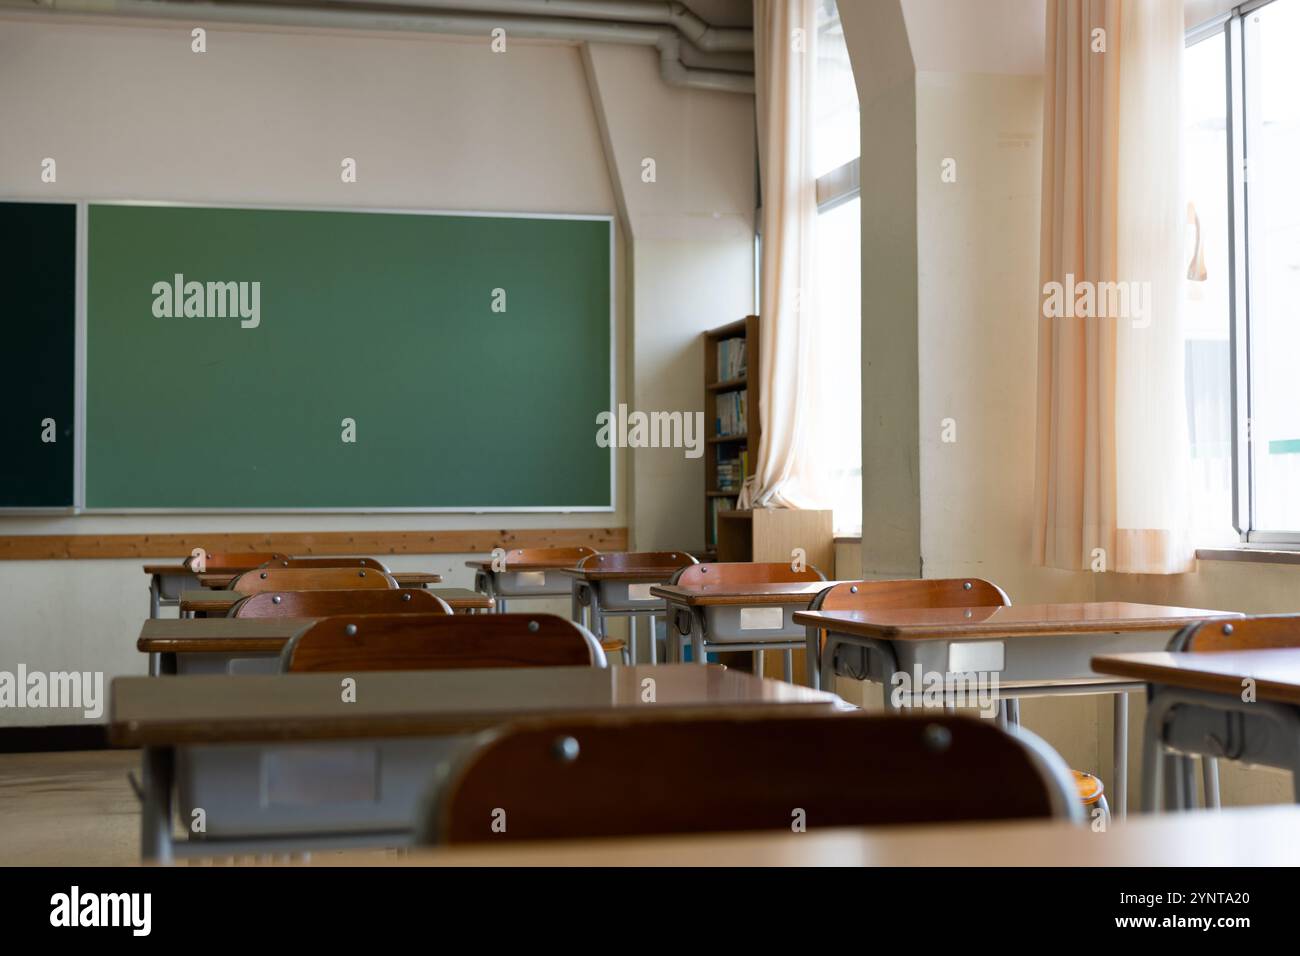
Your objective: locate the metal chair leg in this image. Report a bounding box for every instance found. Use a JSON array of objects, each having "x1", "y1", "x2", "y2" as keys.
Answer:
[{"x1": 1202, "y1": 757, "x2": 1221, "y2": 809}]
